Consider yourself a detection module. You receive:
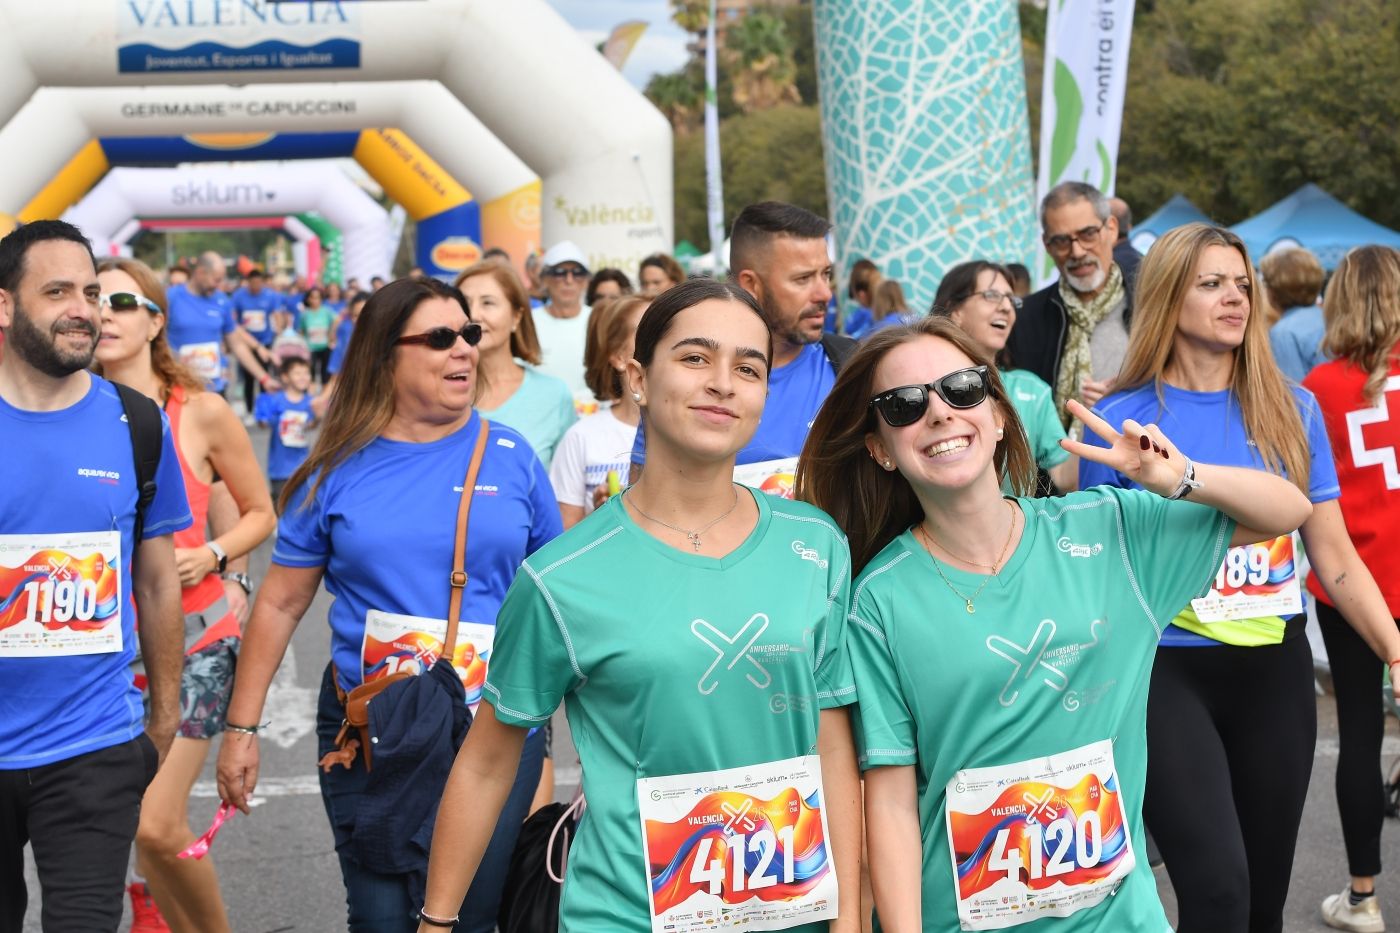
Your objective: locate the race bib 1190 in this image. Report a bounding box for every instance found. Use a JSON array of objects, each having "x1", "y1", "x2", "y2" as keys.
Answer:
[
  {"x1": 0, "y1": 531, "x2": 123, "y2": 657},
  {"x1": 733, "y1": 457, "x2": 799, "y2": 500},
  {"x1": 636, "y1": 756, "x2": 837, "y2": 933},
  {"x1": 1190, "y1": 534, "x2": 1302, "y2": 623},
  {"x1": 945, "y1": 739, "x2": 1135, "y2": 930},
  {"x1": 361, "y1": 610, "x2": 492, "y2": 713}
]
